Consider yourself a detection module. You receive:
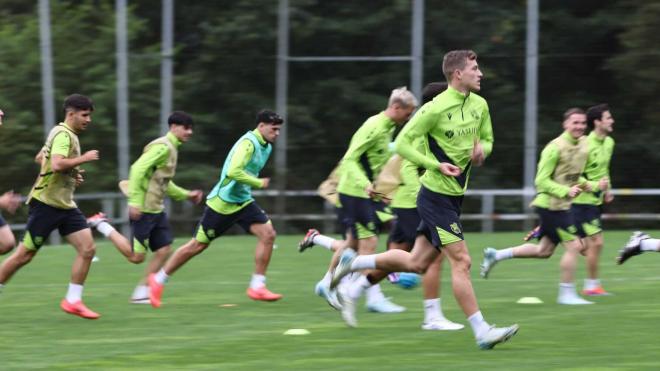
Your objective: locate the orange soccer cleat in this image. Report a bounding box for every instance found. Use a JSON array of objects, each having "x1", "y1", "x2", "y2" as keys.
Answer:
[
  {"x1": 60, "y1": 299, "x2": 101, "y2": 319},
  {"x1": 246, "y1": 286, "x2": 282, "y2": 301}
]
